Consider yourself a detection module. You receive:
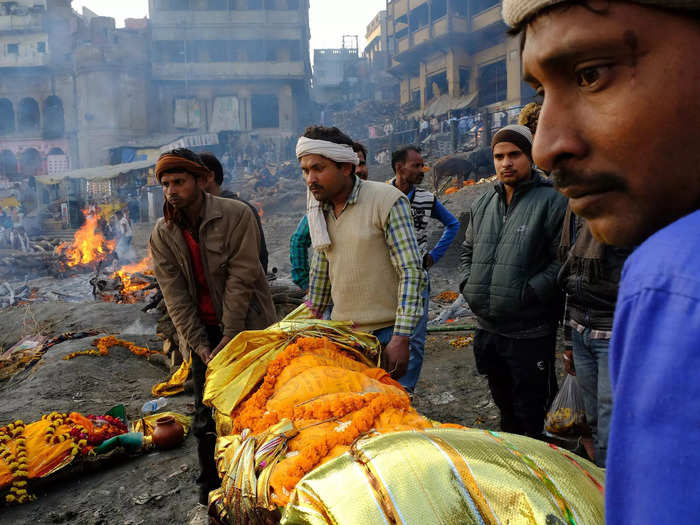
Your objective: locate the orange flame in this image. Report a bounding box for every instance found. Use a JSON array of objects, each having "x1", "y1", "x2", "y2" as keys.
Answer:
[
  {"x1": 253, "y1": 201, "x2": 264, "y2": 224},
  {"x1": 111, "y1": 256, "x2": 154, "y2": 300},
  {"x1": 55, "y1": 212, "x2": 116, "y2": 267}
]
